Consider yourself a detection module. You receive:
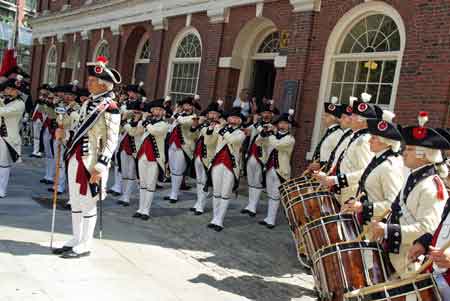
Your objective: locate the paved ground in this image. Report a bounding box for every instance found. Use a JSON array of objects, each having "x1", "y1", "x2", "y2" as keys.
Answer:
[{"x1": 0, "y1": 147, "x2": 315, "y2": 301}]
